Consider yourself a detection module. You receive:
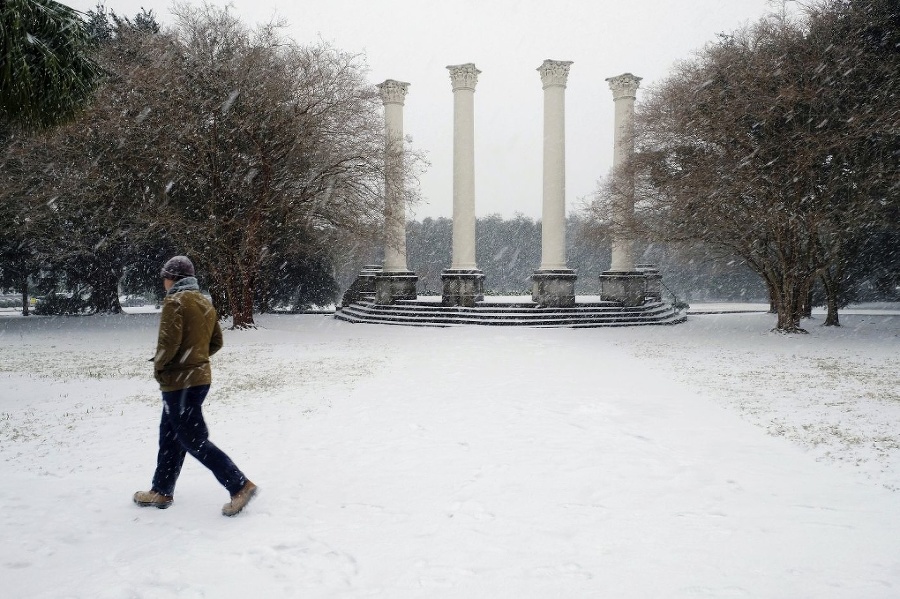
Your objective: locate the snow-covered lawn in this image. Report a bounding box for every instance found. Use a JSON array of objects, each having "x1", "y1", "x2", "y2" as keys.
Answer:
[{"x1": 1, "y1": 310, "x2": 898, "y2": 598}]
